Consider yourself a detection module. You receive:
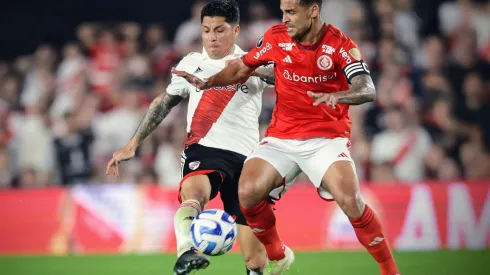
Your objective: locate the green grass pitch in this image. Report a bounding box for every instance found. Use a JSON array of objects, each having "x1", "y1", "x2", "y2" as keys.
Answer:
[{"x1": 1, "y1": 250, "x2": 489, "y2": 275}]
